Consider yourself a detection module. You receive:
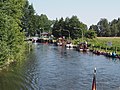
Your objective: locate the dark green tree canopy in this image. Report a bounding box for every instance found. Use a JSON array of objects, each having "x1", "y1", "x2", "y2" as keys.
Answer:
[
  {"x1": 52, "y1": 16, "x2": 87, "y2": 39},
  {"x1": 89, "y1": 18, "x2": 120, "y2": 37}
]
